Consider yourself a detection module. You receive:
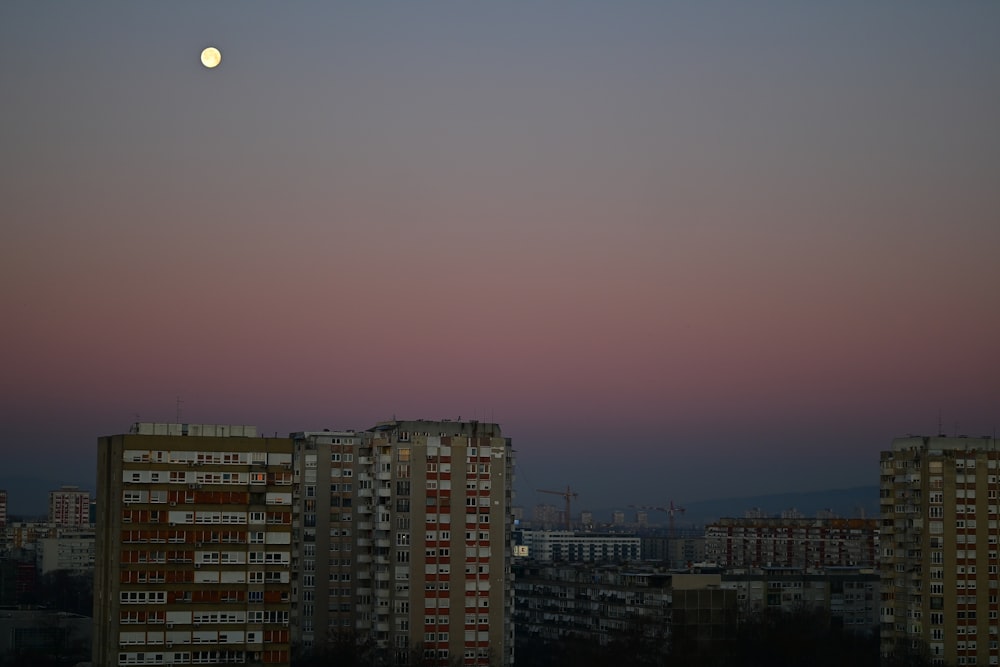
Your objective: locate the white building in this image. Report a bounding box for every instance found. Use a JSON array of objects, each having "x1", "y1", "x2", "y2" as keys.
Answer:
[
  {"x1": 38, "y1": 529, "x2": 96, "y2": 574},
  {"x1": 518, "y1": 530, "x2": 641, "y2": 563}
]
